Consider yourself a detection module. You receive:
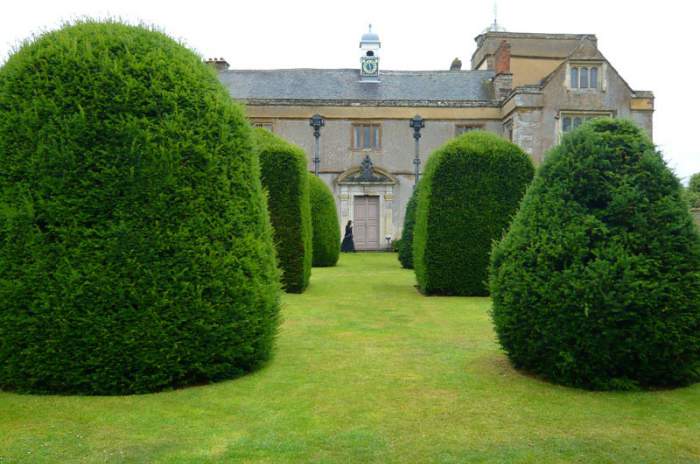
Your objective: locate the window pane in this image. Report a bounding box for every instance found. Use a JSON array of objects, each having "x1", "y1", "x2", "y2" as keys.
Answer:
[
  {"x1": 573, "y1": 117, "x2": 582, "y2": 128},
  {"x1": 363, "y1": 126, "x2": 370, "y2": 148},
  {"x1": 570, "y1": 67, "x2": 578, "y2": 88},
  {"x1": 373, "y1": 126, "x2": 379, "y2": 148},
  {"x1": 562, "y1": 117, "x2": 571, "y2": 132},
  {"x1": 580, "y1": 67, "x2": 589, "y2": 88},
  {"x1": 354, "y1": 126, "x2": 360, "y2": 149},
  {"x1": 590, "y1": 67, "x2": 598, "y2": 88}
]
